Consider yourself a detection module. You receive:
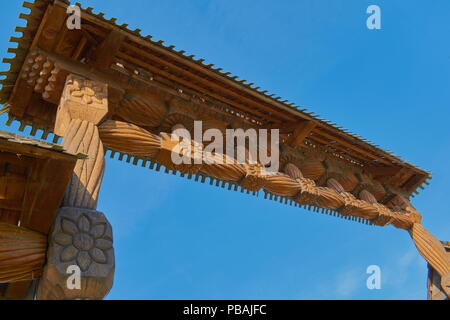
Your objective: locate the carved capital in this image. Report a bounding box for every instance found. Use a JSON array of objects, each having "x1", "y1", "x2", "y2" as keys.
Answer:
[
  {"x1": 55, "y1": 74, "x2": 108, "y2": 137},
  {"x1": 37, "y1": 207, "x2": 114, "y2": 300}
]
